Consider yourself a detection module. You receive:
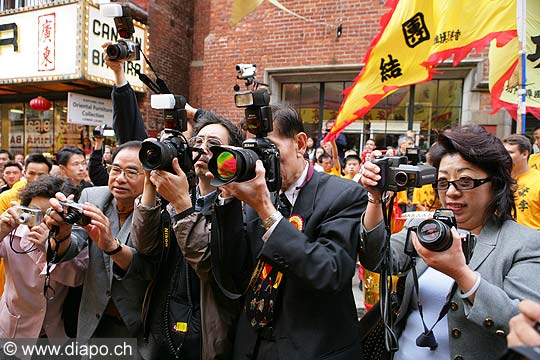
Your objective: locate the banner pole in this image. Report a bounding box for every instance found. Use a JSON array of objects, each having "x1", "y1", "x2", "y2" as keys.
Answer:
[{"x1": 518, "y1": 0, "x2": 527, "y2": 134}]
